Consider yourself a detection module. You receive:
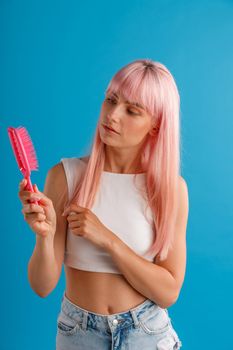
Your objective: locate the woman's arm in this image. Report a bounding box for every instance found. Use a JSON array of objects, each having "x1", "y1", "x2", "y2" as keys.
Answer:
[
  {"x1": 27, "y1": 163, "x2": 68, "y2": 297},
  {"x1": 28, "y1": 233, "x2": 58, "y2": 297},
  {"x1": 104, "y1": 177, "x2": 189, "y2": 308}
]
